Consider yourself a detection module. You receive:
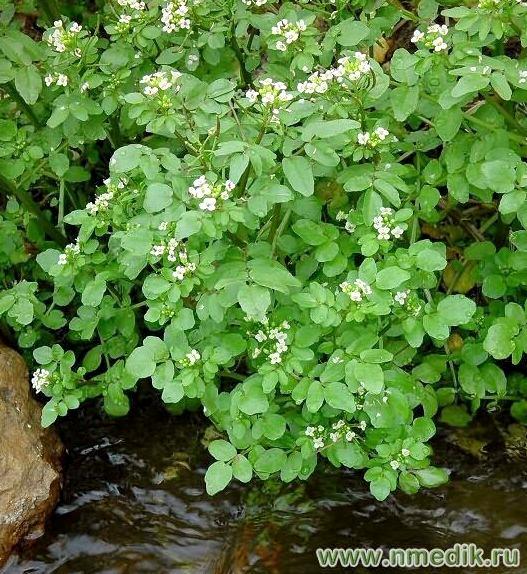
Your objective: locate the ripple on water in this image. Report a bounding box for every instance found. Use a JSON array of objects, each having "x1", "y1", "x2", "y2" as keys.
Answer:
[{"x1": 4, "y1": 400, "x2": 527, "y2": 574}]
